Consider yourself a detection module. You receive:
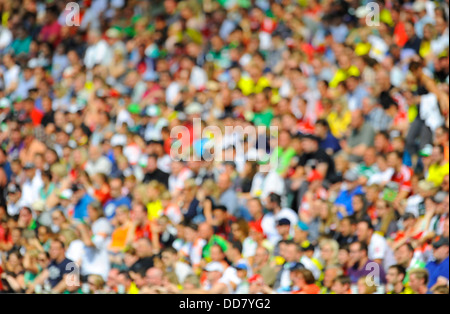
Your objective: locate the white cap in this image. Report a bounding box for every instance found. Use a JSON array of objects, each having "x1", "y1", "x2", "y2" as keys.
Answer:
[
  {"x1": 32, "y1": 199, "x2": 46, "y2": 212},
  {"x1": 111, "y1": 134, "x2": 127, "y2": 147},
  {"x1": 205, "y1": 262, "x2": 224, "y2": 273},
  {"x1": 0, "y1": 98, "x2": 11, "y2": 109},
  {"x1": 413, "y1": 1, "x2": 426, "y2": 12},
  {"x1": 185, "y1": 102, "x2": 203, "y2": 115},
  {"x1": 59, "y1": 189, "x2": 73, "y2": 200},
  {"x1": 355, "y1": 6, "x2": 371, "y2": 18}
]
